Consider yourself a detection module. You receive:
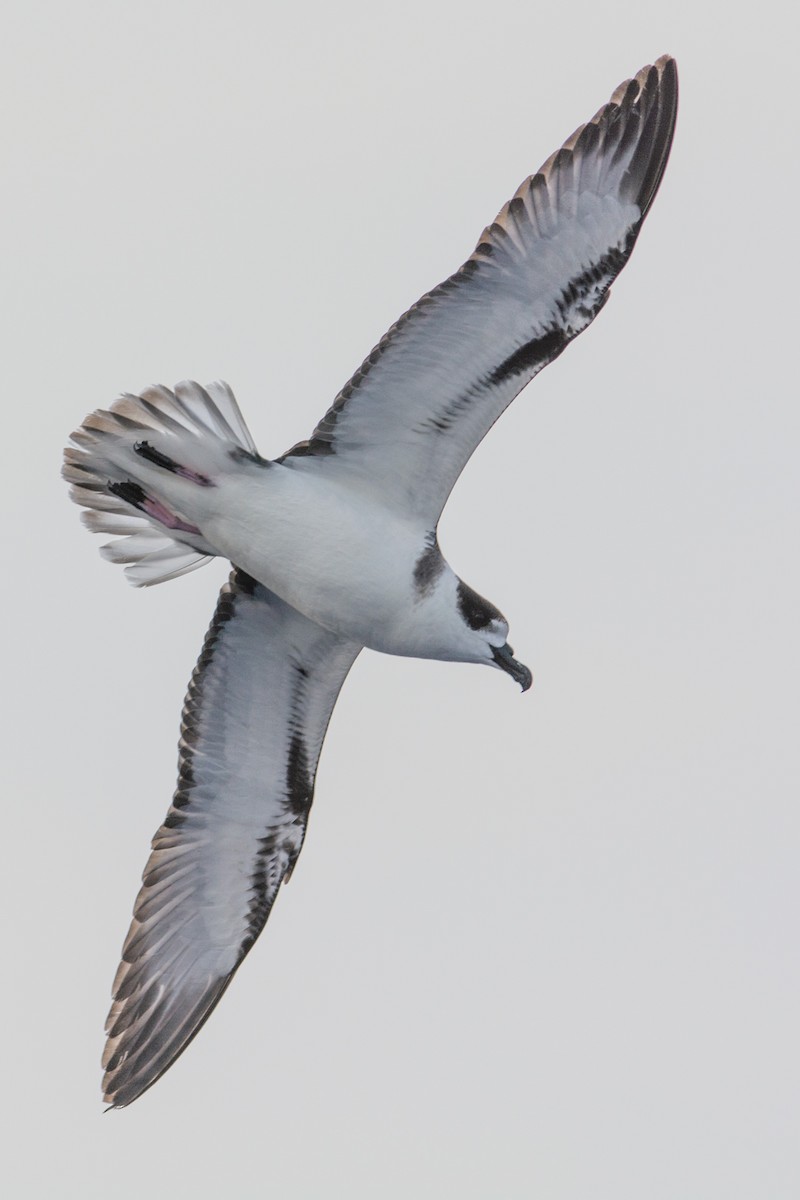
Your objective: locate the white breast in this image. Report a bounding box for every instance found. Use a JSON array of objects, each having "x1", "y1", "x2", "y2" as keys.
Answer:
[{"x1": 201, "y1": 462, "x2": 432, "y2": 648}]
